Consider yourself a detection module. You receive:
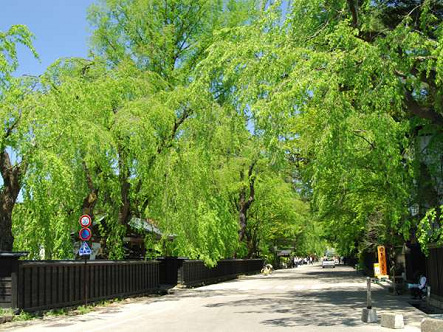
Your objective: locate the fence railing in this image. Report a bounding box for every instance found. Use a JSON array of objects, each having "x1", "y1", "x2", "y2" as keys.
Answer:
[
  {"x1": 427, "y1": 246, "x2": 443, "y2": 299},
  {"x1": 178, "y1": 259, "x2": 264, "y2": 286},
  {"x1": 0, "y1": 258, "x2": 160, "y2": 312},
  {"x1": 1, "y1": 254, "x2": 263, "y2": 312}
]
